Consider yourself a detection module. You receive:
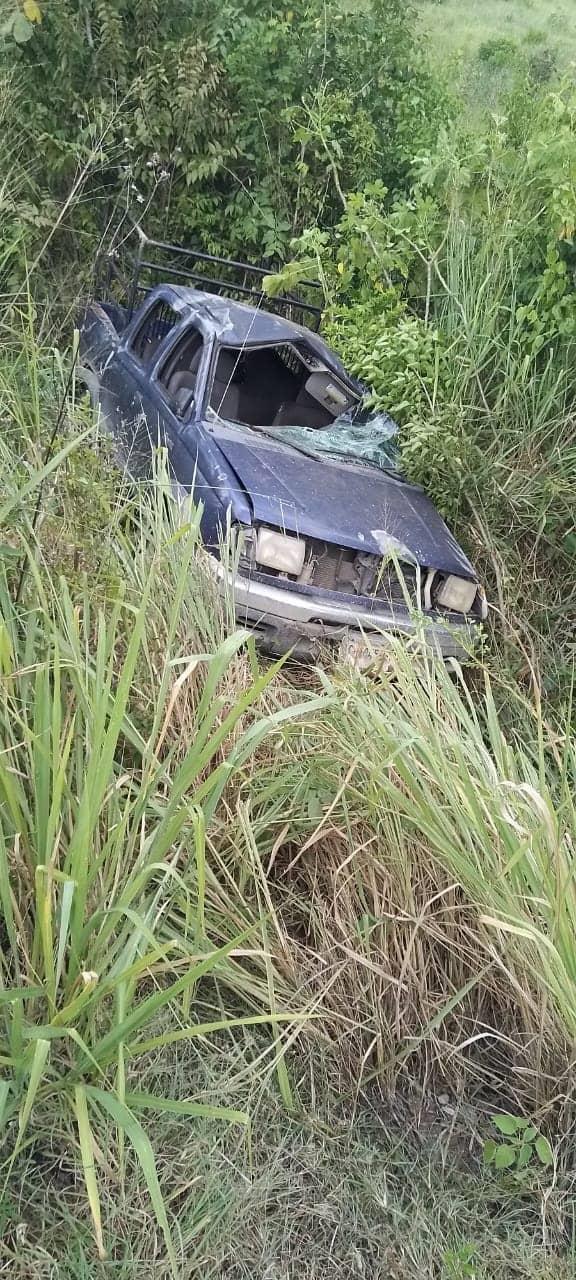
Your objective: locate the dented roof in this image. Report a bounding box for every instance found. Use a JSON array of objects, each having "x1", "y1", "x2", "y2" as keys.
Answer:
[{"x1": 167, "y1": 287, "x2": 347, "y2": 363}]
